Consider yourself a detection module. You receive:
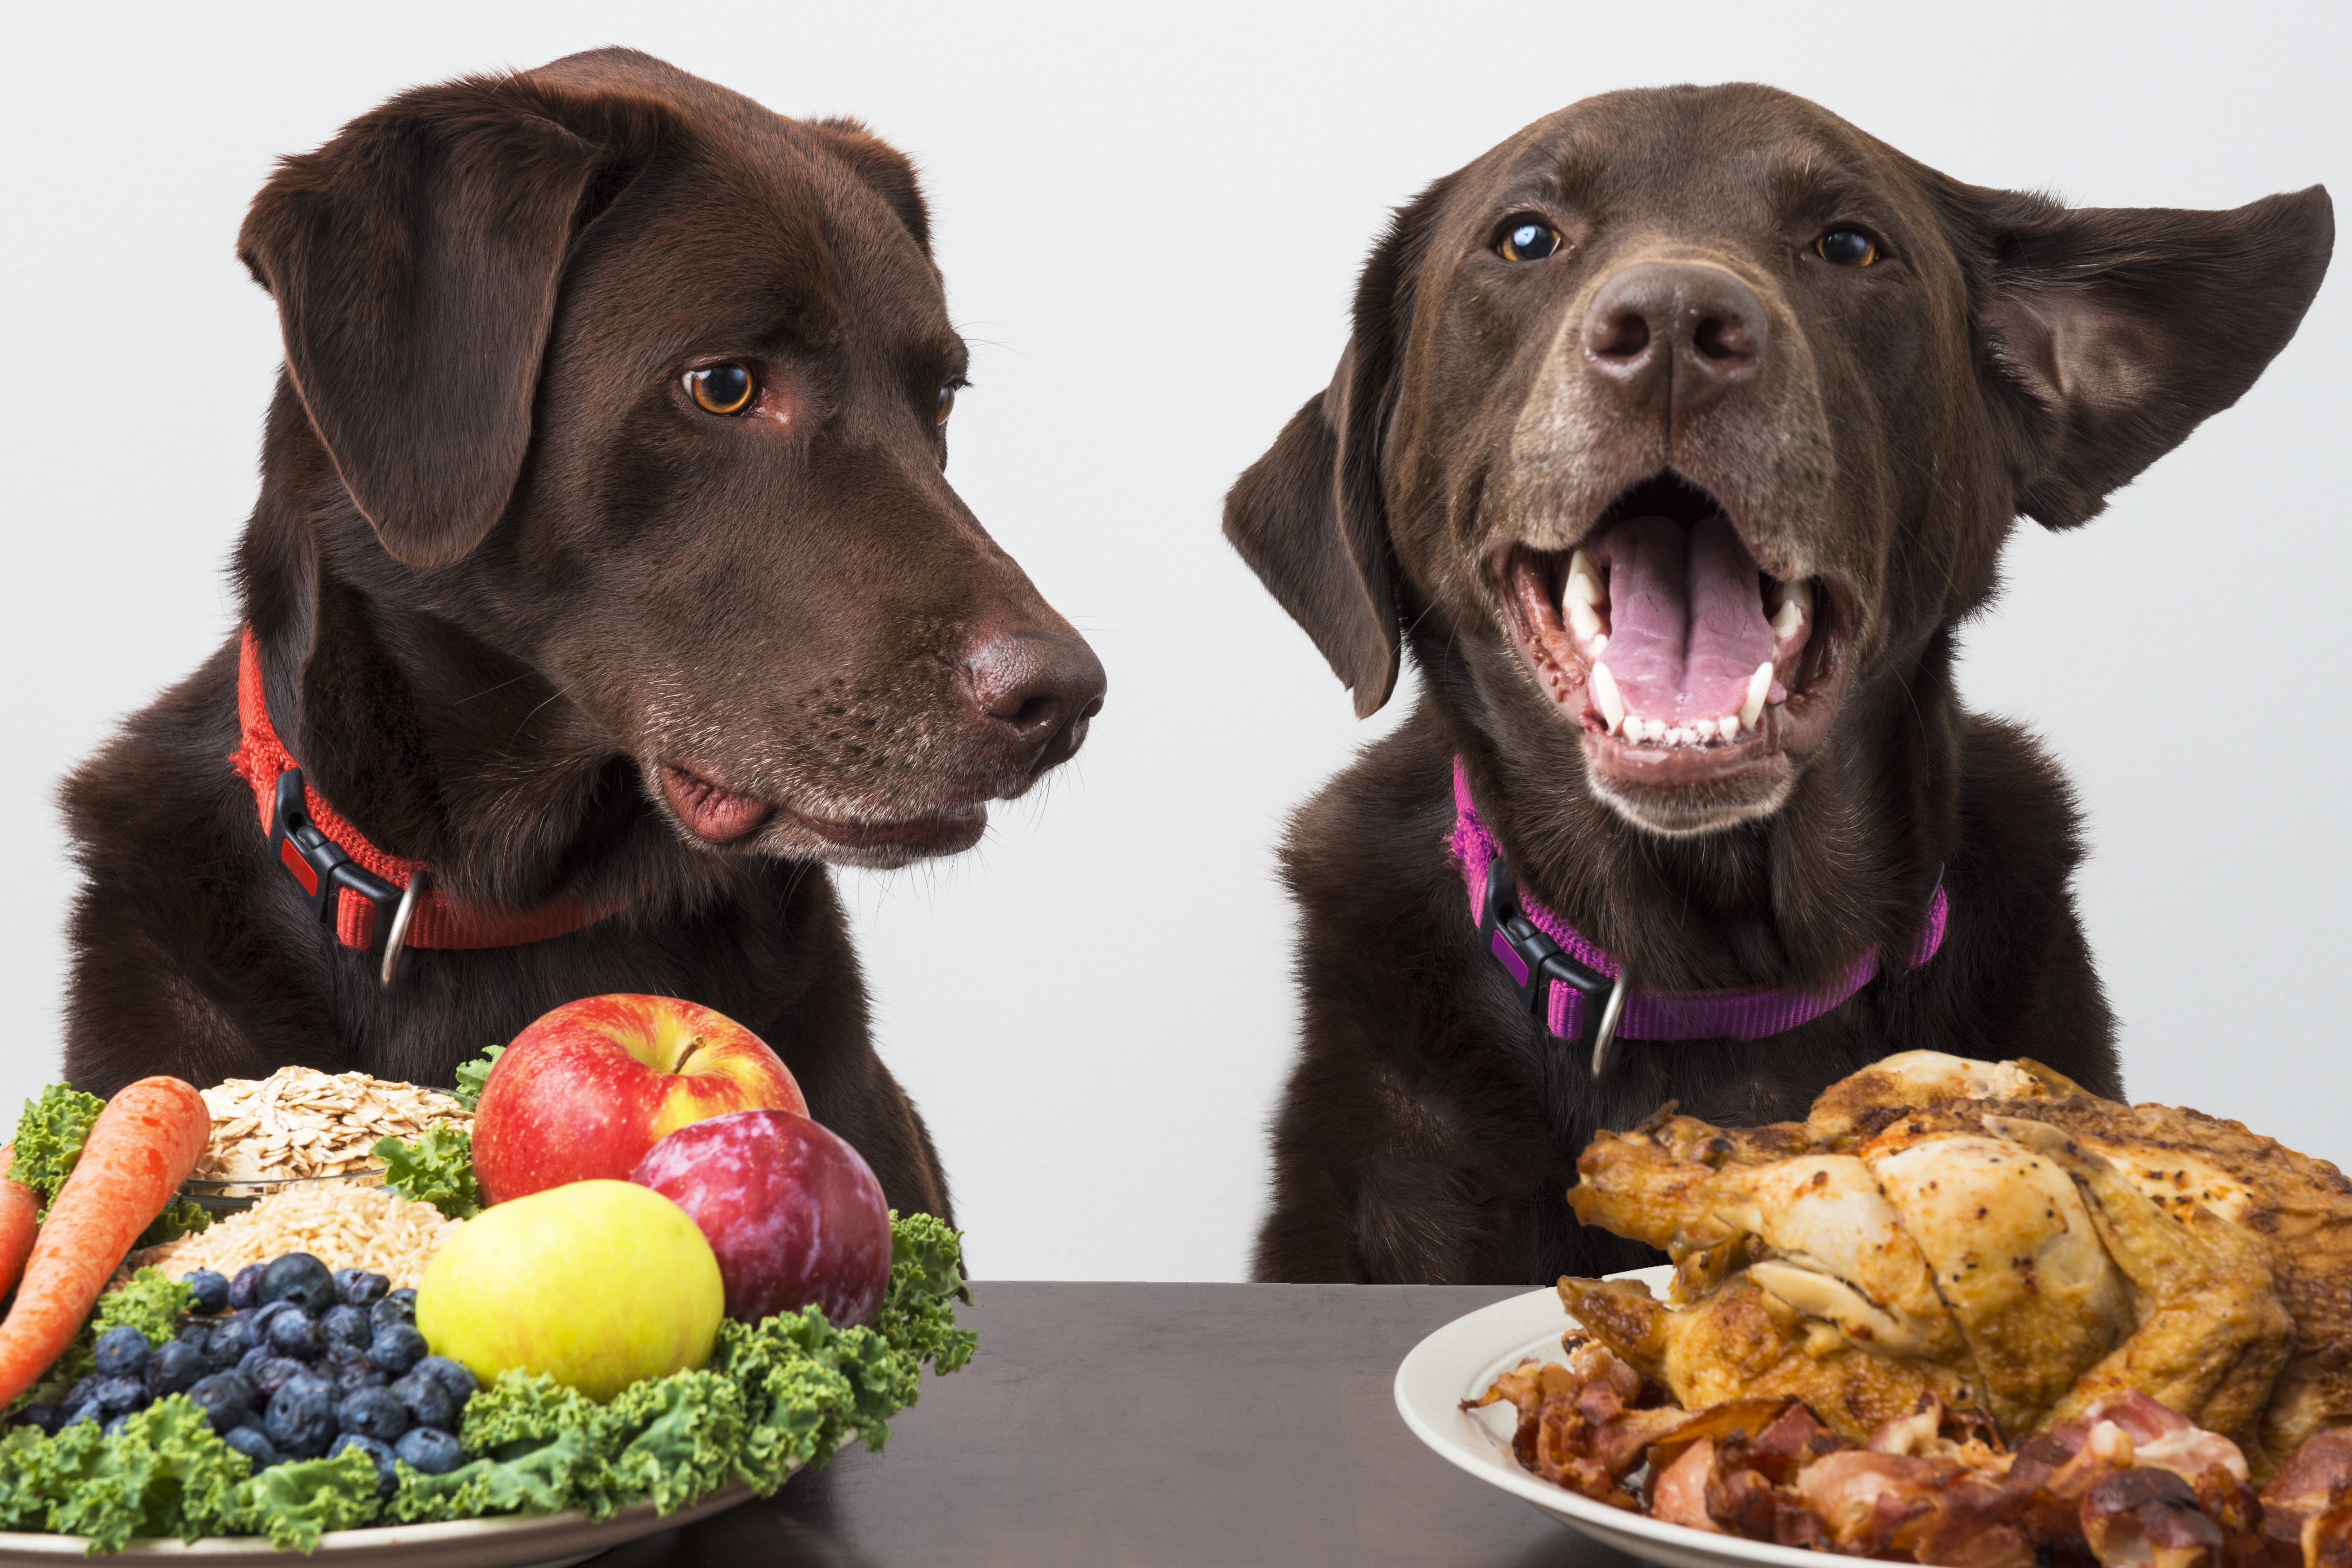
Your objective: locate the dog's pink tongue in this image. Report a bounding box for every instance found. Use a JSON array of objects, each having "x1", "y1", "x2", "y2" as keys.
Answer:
[{"x1": 1590, "y1": 515, "x2": 1775, "y2": 725}]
